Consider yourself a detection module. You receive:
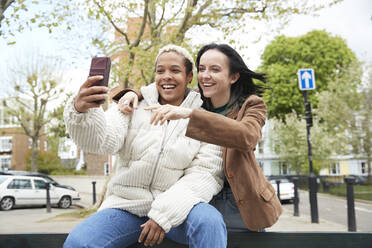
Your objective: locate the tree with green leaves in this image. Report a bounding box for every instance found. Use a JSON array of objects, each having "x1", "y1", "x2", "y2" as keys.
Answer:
[
  {"x1": 269, "y1": 111, "x2": 333, "y2": 174},
  {"x1": 315, "y1": 61, "x2": 372, "y2": 182},
  {"x1": 315, "y1": 61, "x2": 363, "y2": 154},
  {"x1": 0, "y1": 0, "x2": 87, "y2": 43},
  {"x1": 84, "y1": 0, "x2": 343, "y2": 89},
  {"x1": 260, "y1": 30, "x2": 357, "y2": 120},
  {"x1": 270, "y1": 58, "x2": 369, "y2": 176},
  {"x1": 0, "y1": 0, "x2": 15, "y2": 27},
  {"x1": 360, "y1": 73, "x2": 372, "y2": 183},
  {"x1": 2, "y1": 53, "x2": 64, "y2": 172},
  {"x1": 25, "y1": 150, "x2": 63, "y2": 174}
]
